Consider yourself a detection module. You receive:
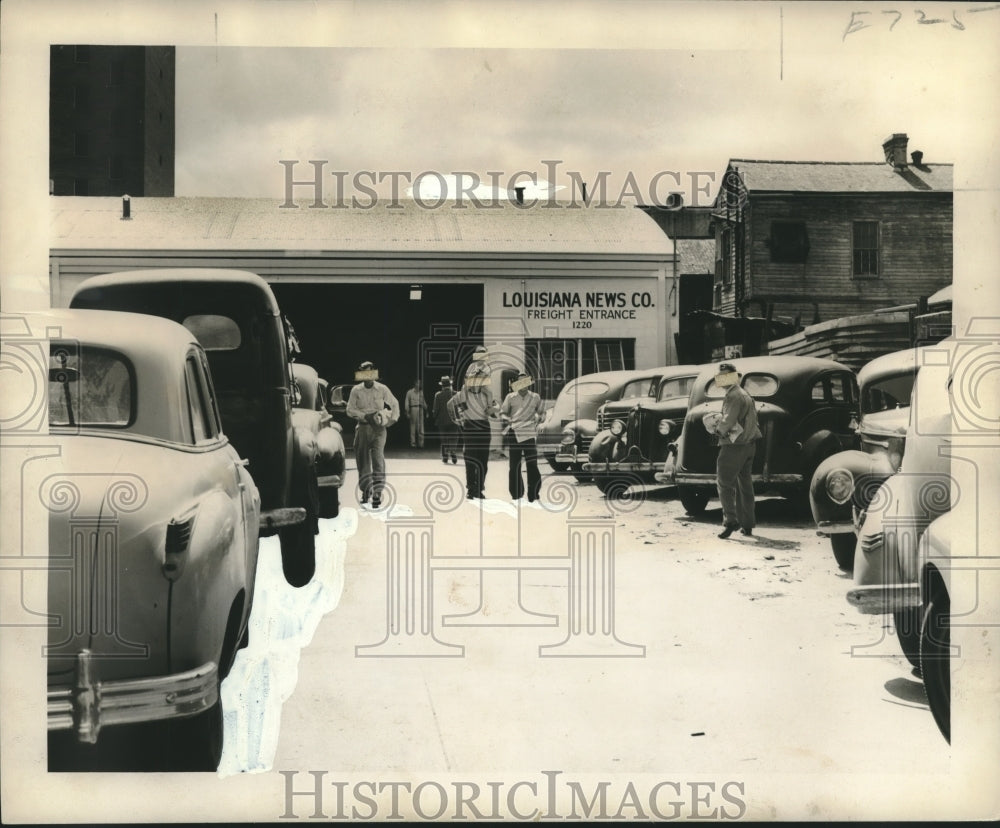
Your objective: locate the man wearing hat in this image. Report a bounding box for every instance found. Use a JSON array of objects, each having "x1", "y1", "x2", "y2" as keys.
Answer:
[
  {"x1": 708, "y1": 362, "x2": 763, "y2": 538},
  {"x1": 500, "y1": 372, "x2": 545, "y2": 502},
  {"x1": 447, "y1": 358, "x2": 500, "y2": 499},
  {"x1": 346, "y1": 360, "x2": 400, "y2": 508},
  {"x1": 432, "y1": 375, "x2": 460, "y2": 464}
]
